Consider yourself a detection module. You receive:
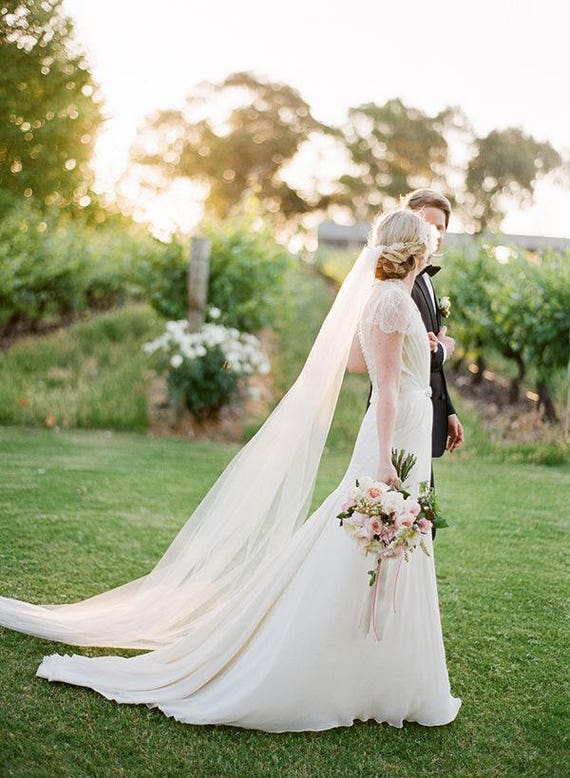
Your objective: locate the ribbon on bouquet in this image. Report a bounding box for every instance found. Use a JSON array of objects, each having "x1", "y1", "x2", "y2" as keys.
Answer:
[{"x1": 360, "y1": 557, "x2": 404, "y2": 642}]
